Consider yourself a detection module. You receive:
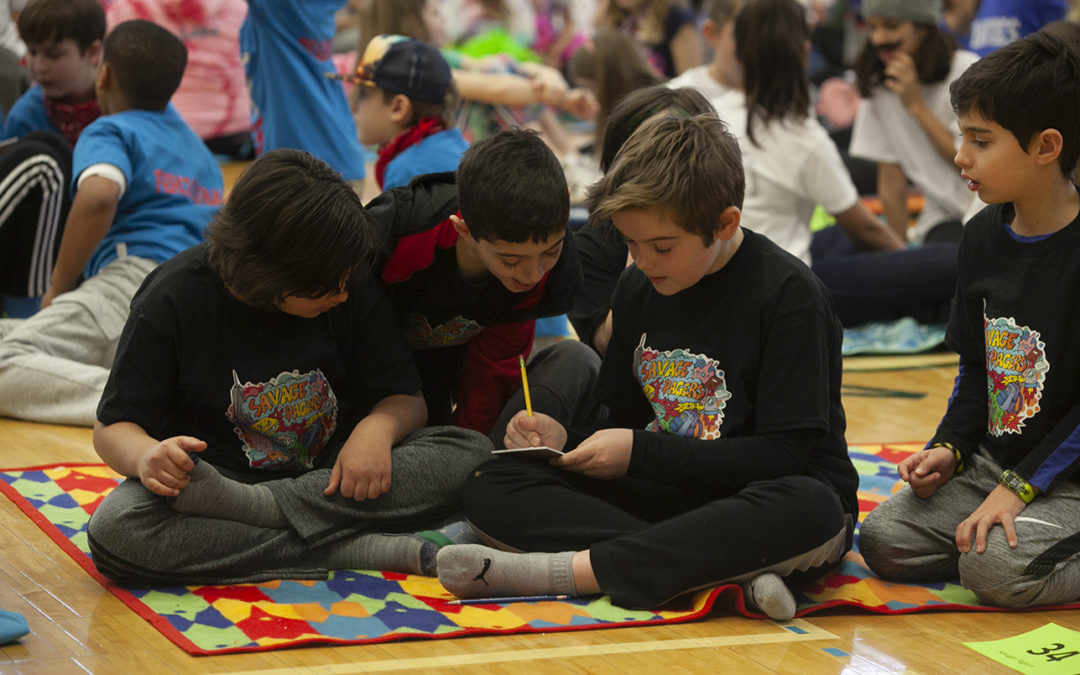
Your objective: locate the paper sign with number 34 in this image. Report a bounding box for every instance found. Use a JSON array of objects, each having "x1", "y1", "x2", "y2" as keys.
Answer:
[{"x1": 965, "y1": 623, "x2": 1080, "y2": 675}]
